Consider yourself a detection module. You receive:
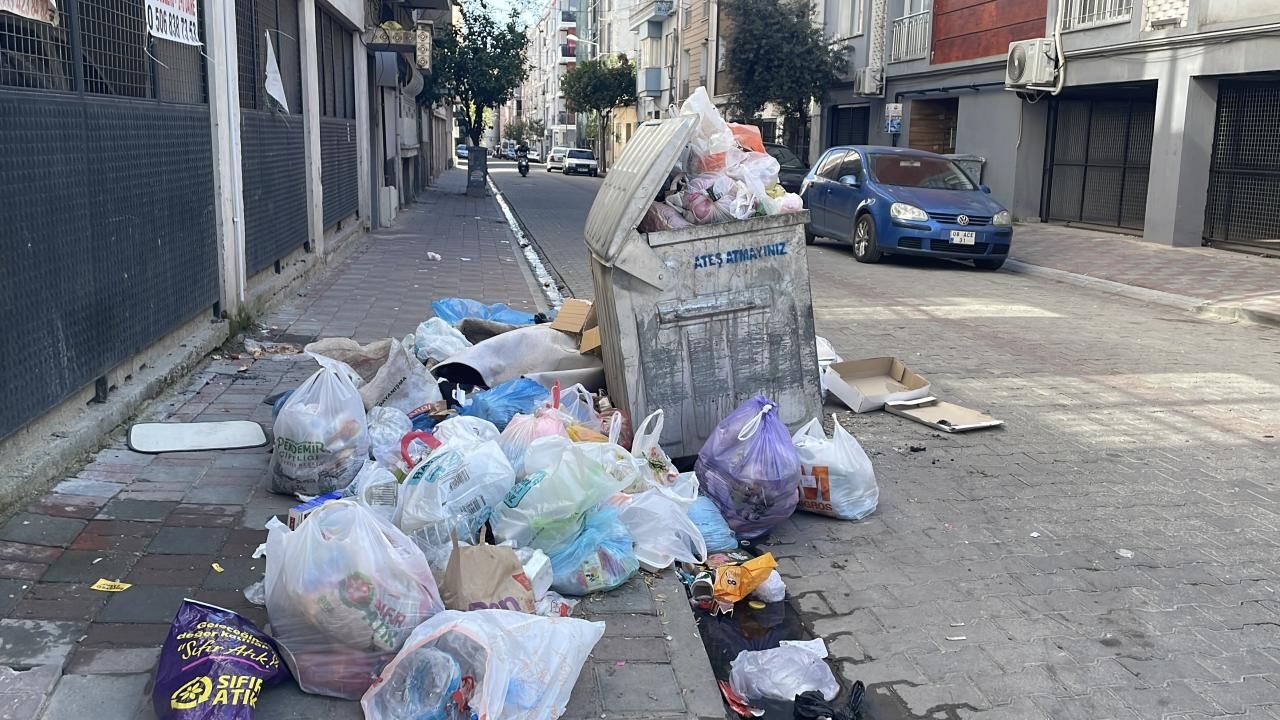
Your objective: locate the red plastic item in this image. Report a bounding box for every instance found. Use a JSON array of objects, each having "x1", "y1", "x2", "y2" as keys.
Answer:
[
  {"x1": 728, "y1": 123, "x2": 765, "y2": 153},
  {"x1": 400, "y1": 430, "x2": 441, "y2": 464}
]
